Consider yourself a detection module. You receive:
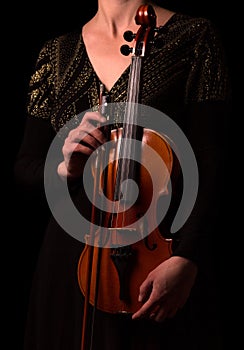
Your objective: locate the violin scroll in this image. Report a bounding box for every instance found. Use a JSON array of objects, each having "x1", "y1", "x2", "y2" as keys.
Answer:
[
  {"x1": 120, "y1": 4, "x2": 159, "y2": 58},
  {"x1": 135, "y1": 4, "x2": 156, "y2": 27}
]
